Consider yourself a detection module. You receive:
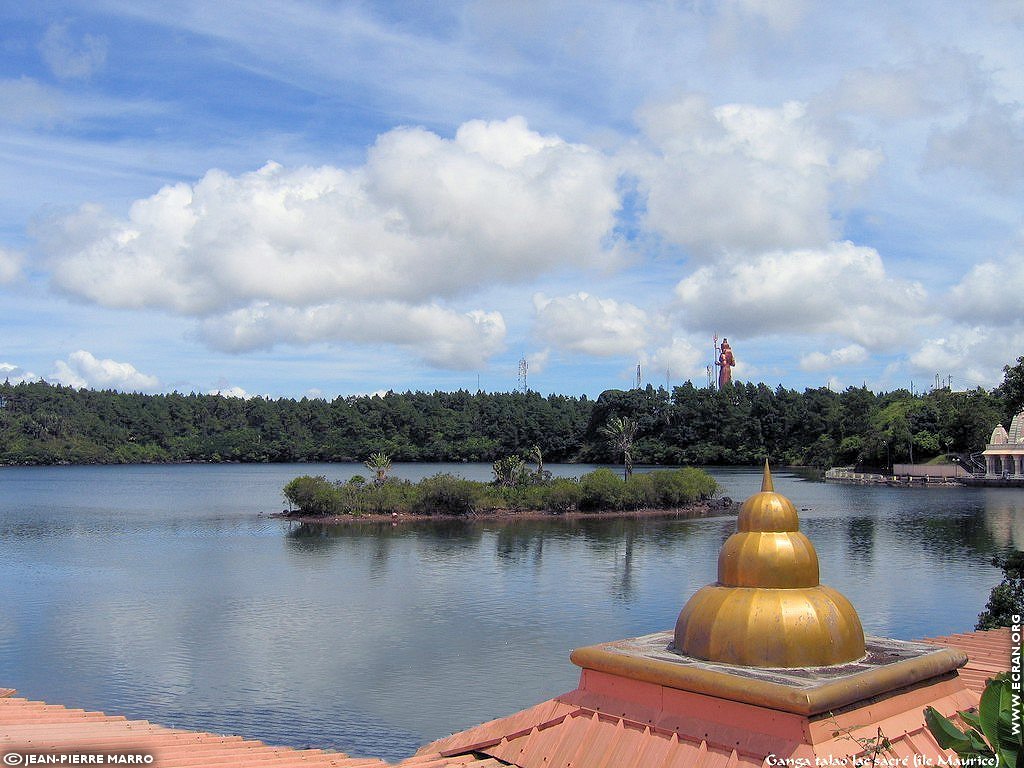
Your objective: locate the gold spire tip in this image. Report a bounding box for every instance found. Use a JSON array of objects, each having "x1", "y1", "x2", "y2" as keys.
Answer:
[{"x1": 760, "y1": 459, "x2": 774, "y2": 492}]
